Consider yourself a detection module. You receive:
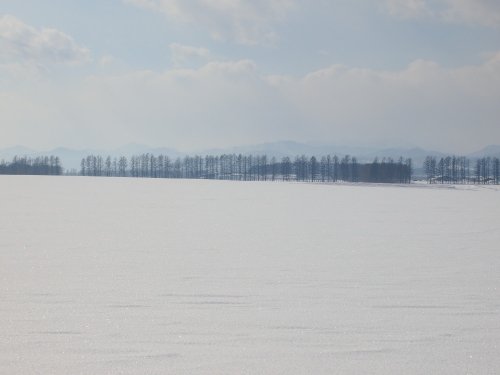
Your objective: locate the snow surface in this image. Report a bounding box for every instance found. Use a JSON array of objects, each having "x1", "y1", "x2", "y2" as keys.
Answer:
[{"x1": 1, "y1": 176, "x2": 499, "y2": 374}]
